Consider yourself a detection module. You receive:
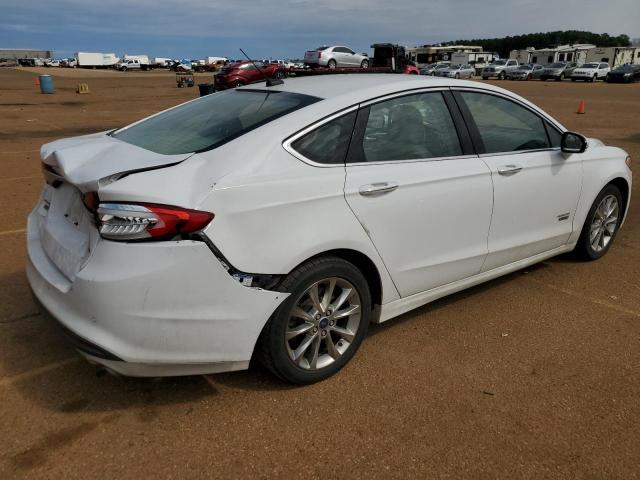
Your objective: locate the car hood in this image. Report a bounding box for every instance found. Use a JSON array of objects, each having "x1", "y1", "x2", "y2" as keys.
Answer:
[
  {"x1": 573, "y1": 68, "x2": 596, "y2": 73},
  {"x1": 40, "y1": 131, "x2": 193, "y2": 192}
]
